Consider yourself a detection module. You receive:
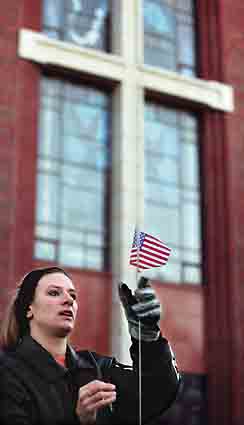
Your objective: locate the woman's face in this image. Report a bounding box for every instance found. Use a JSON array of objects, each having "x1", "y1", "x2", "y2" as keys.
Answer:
[{"x1": 27, "y1": 272, "x2": 78, "y2": 338}]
